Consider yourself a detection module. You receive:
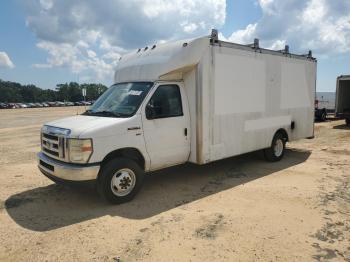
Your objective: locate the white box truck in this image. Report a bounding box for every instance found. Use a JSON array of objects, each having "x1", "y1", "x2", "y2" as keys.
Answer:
[
  {"x1": 335, "y1": 75, "x2": 350, "y2": 126},
  {"x1": 38, "y1": 30, "x2": 317, "y2": 204}
]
